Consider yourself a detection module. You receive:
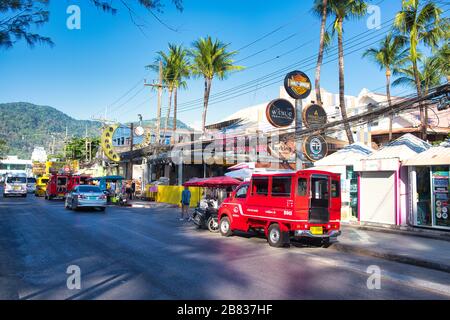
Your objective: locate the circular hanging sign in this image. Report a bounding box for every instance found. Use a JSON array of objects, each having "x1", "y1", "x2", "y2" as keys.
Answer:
[
  {"x1": 284, "y1": 70, "x2": 312, "y2": 100},
  {"x1": 303, "y1": 103, "x2": 327, "y2": 129},
  {"x1": 303, "y1": 135, "x2": 328, "y2": 162},
  {"x1": 266, "y1": 99, "x2": 295, "y2": 128},
  {"x1": 134, "y1": 126, "x2": 145, "y2": 137}
]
